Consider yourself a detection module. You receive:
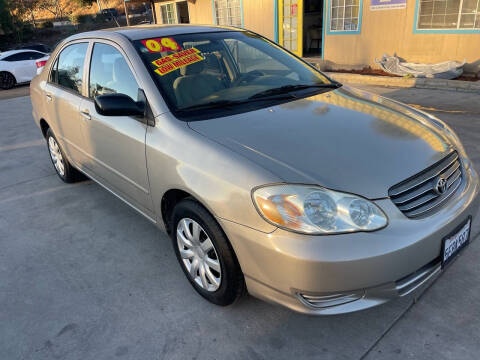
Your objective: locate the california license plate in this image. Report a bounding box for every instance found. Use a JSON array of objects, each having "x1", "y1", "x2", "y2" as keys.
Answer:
[{"x1": 441, "y1": 217, "x2": 471, "y2": 268}]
